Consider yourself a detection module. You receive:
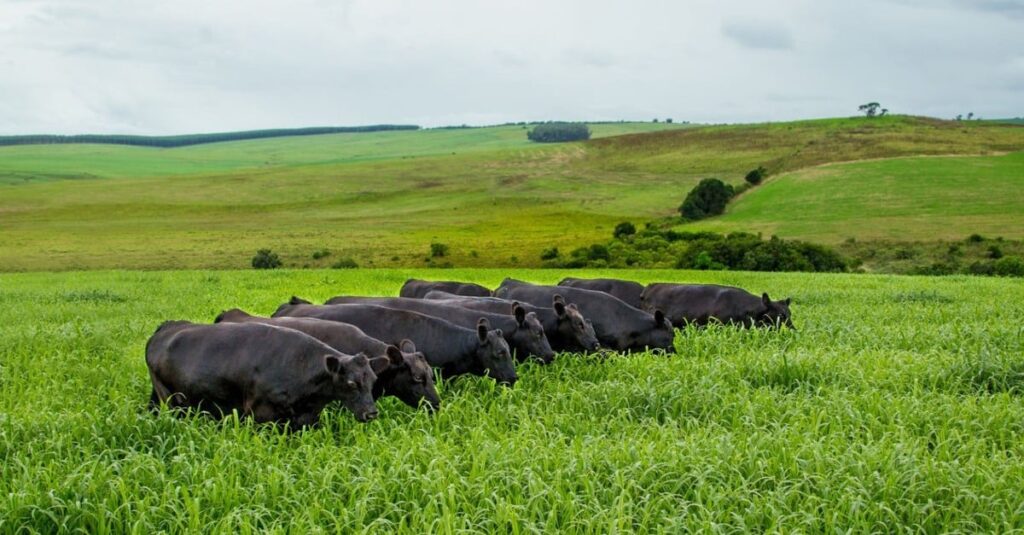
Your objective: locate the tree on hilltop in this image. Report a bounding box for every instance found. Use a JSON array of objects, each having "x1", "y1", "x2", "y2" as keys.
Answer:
[{"x1": 858, "y1": 102, "x2": 882, "y2": 117}]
